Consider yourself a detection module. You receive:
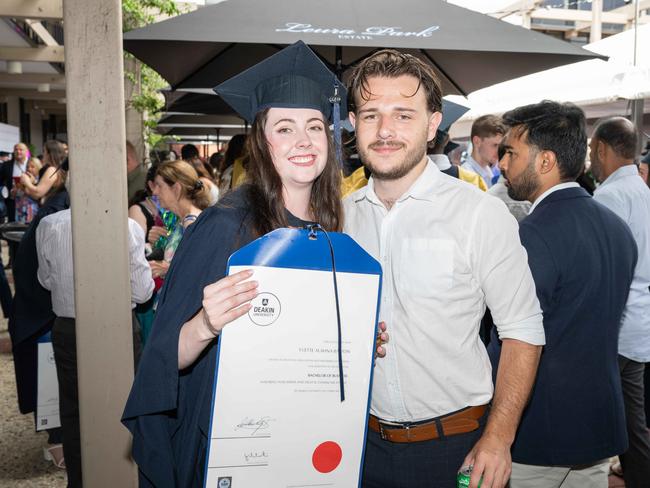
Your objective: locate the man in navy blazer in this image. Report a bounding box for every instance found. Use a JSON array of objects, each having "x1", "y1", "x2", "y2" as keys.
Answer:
[{"x1": 488, "y1": 101, "x2": 637, "y2": 487}]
